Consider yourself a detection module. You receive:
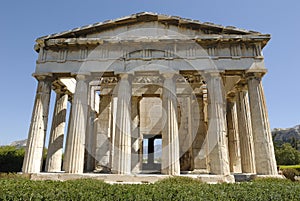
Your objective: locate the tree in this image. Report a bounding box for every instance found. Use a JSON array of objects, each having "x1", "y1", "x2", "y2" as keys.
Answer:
[
  {"x1": 0, "y1": 146, "x2": 25, "y2": 172},
  {"x1": 275, "y1": 143, "x2": 300, "y2": 165}
]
